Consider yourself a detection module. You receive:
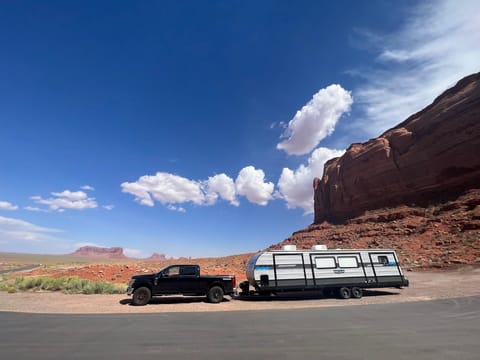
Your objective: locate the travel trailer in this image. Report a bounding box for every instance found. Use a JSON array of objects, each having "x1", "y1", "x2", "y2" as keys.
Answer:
[{"x1": 241, "y1": 245, "x2": 409, "y2": 299}]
